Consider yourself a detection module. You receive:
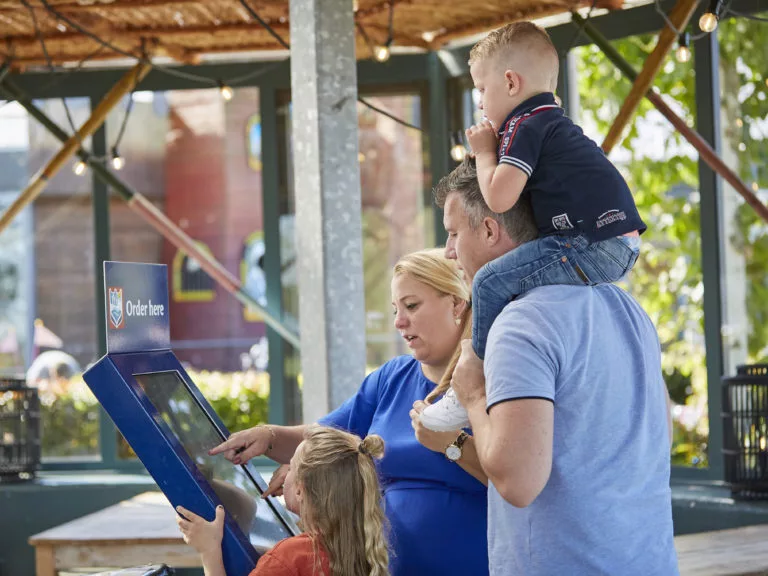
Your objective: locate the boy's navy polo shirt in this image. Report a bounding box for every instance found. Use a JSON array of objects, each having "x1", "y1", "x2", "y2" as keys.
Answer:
[{"x1": 496, "y1": 92, "x2": 646, "y2": 242}]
